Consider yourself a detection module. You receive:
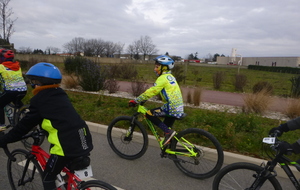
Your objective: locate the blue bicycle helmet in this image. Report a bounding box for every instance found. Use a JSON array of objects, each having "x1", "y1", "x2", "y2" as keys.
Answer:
[
  {"x1": 154, "y1": 55, "x2": 175, "y2": 70},
  {"x1": 26, "y1": 62, "x2": 62, "y2": 85}
]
